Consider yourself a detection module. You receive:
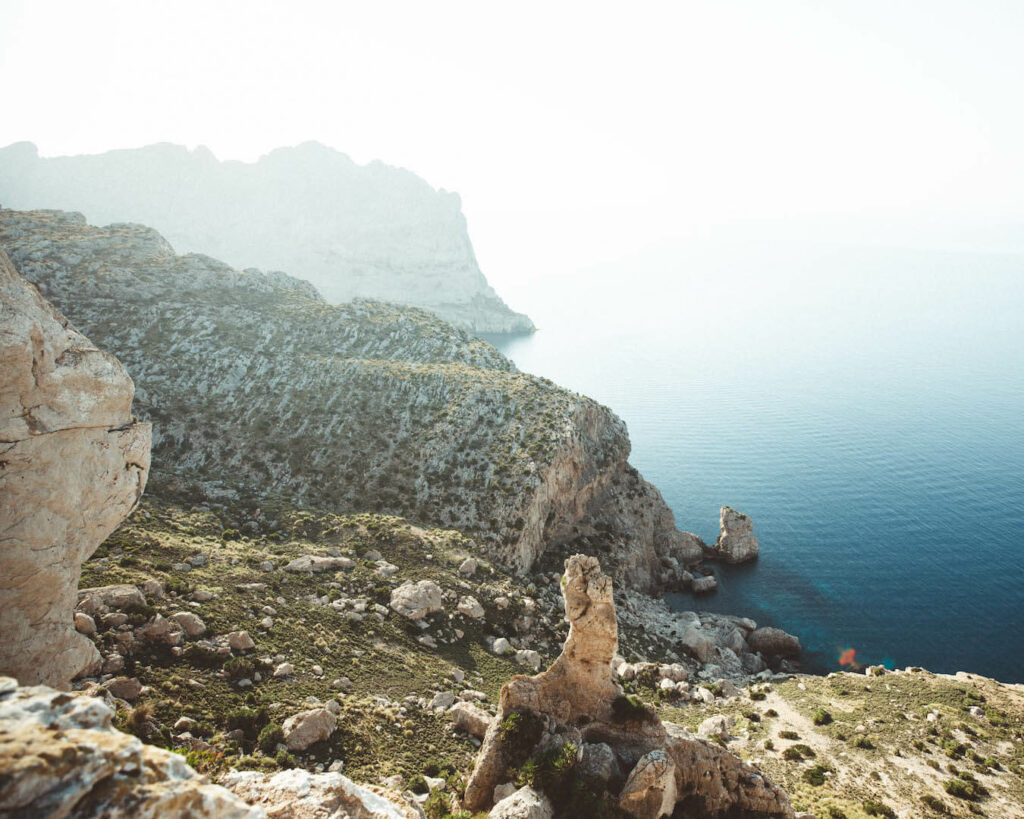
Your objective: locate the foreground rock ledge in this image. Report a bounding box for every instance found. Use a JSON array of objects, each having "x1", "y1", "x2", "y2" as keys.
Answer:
[
  {"x1": 0, "y1": 247, "x2": 151, "y2": 688},
  {"x1": 463, "y1": 554, "x2": 794, "y2": 818}
]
